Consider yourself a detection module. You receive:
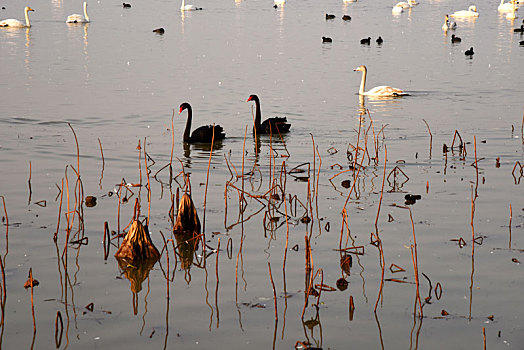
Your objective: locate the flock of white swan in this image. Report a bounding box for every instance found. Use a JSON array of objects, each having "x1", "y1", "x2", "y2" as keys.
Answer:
[
  {"x1": 1, "y1": 0, "x2": 522, "y2": 97},
  {"x1": 0, "y1": 0, "x2": 201, "y2": 28}
]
